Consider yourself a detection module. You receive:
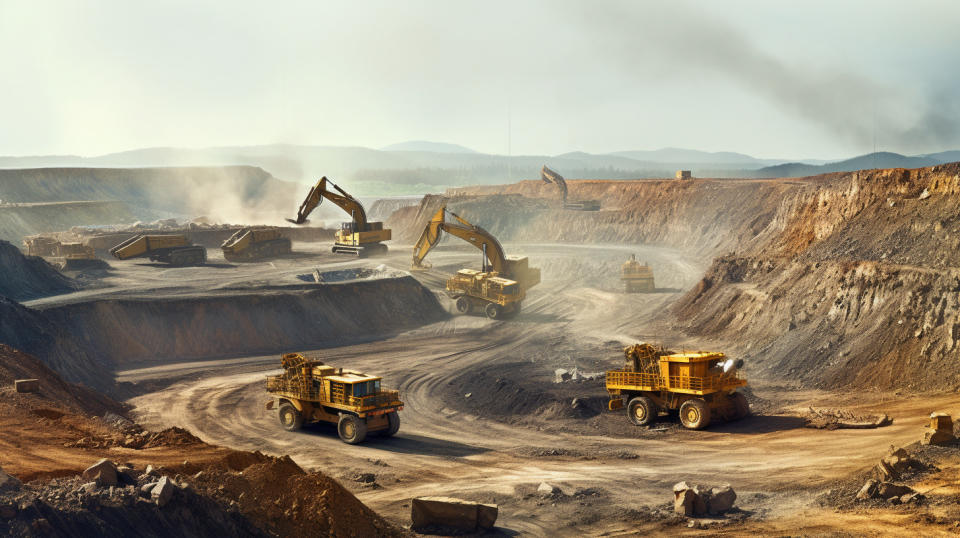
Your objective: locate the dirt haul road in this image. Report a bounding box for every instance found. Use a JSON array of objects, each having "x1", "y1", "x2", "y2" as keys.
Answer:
[{"x1": 121, "y1": 242, "x2": 958, "y2": 535}]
